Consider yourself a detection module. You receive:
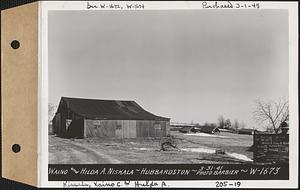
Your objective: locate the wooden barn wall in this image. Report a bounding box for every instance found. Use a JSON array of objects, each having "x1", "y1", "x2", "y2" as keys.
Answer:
[
  {"x1": 60, "y1": 118, "x2": 170, "y2": 139},
  {"x1": 166, "y1": 121, "x2": 170, "y2": 135},
  {"x1": 115, "y1": 120, "x2": 123, "y2": 138},
  {"x1": 128, "y1": 120, "x2": 137, "y2": 138},
  {"x1": 122, "y1": 120, "x2": 129, "y2": 138},
  {"x1": 150, "y1": 121, "x2": 156, "y2": 137},
  {"x1": 158, "y1": 122, "x2": 165, "y2": 137},
  {"x1": 115, "y1": 120, "x2": 137, "y2": 138},
  {"x1": 84, "y1": 119, "x2": 116, "y2": 138},
  {"x1": 136, "y1": 120, "x2": 169, "y2": 138}
]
